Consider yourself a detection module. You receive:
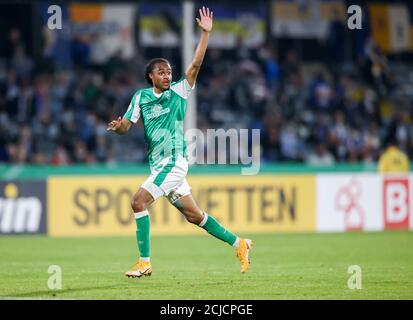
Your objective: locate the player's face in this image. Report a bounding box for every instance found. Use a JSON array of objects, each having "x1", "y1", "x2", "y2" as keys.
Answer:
[{"x1": 150, "y1": 63, "x2": 172, "y2": 91}]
